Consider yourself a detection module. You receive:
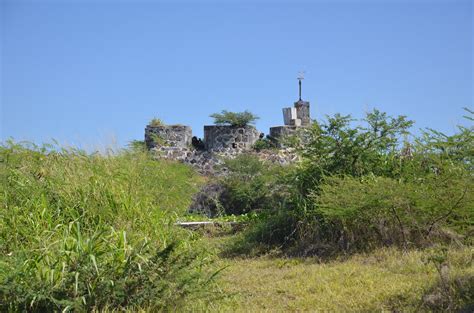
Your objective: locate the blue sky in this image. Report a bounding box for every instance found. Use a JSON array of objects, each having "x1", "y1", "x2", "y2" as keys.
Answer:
[{"x1": 1, "y1": 0, "x2": 472, "y2": 149}]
